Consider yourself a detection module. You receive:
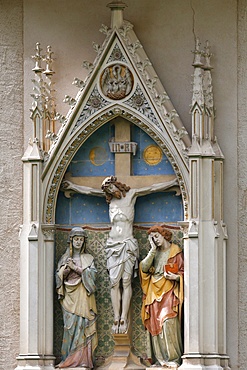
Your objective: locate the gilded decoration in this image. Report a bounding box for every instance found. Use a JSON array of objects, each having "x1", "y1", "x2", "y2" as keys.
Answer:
[
  {"x1": 89, "y1": 147, "x2": 108, "y2": 166},
  {"x1": 143, "y1": 145, "x2": 163, "y2": 166},
  {"x1": 45, "y1": 108, "x2": 188, "y2": 224},
  {"x1": 100, "y1": 64, "x2": 134, "y2": 100}
]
